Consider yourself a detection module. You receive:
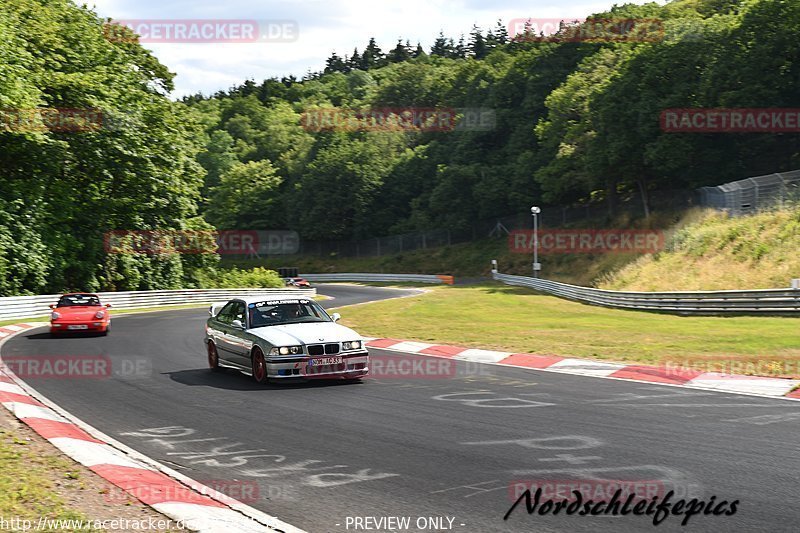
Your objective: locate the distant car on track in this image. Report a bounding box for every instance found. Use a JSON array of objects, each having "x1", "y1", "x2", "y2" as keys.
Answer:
[
  {"x1": 49, "y1": 293, "x2": 112, "y2": 336},
  {"x1": 284, "y1": 276, "x2": 312, "y2": 288},
  {"x1": 205, "y1": 296, "x2": 368, "y2": 383}
]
